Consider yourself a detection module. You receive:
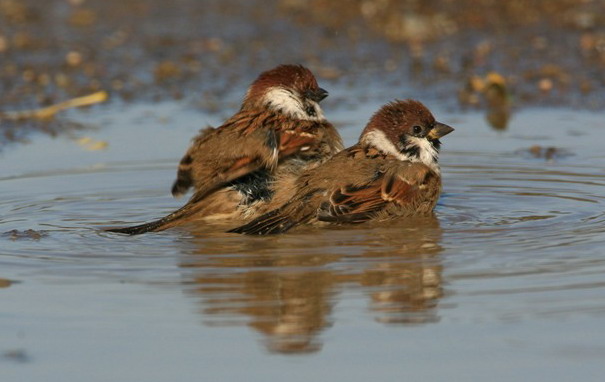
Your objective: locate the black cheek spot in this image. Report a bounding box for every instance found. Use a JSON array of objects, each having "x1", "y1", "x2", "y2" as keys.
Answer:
[
  {"x1": 403, "y1": 146, "x2": 420, "y2": 158},
  {"x1": 305, "y1": 105, "x2": 316, "y2": 117}
]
